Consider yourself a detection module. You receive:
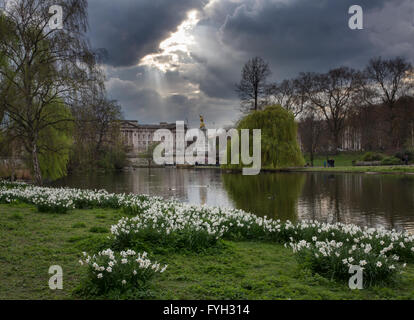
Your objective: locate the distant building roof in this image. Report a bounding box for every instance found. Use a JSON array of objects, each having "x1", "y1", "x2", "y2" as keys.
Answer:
[{"x1": 120, "y1": 120, "x2": 187, "y2": 130}]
